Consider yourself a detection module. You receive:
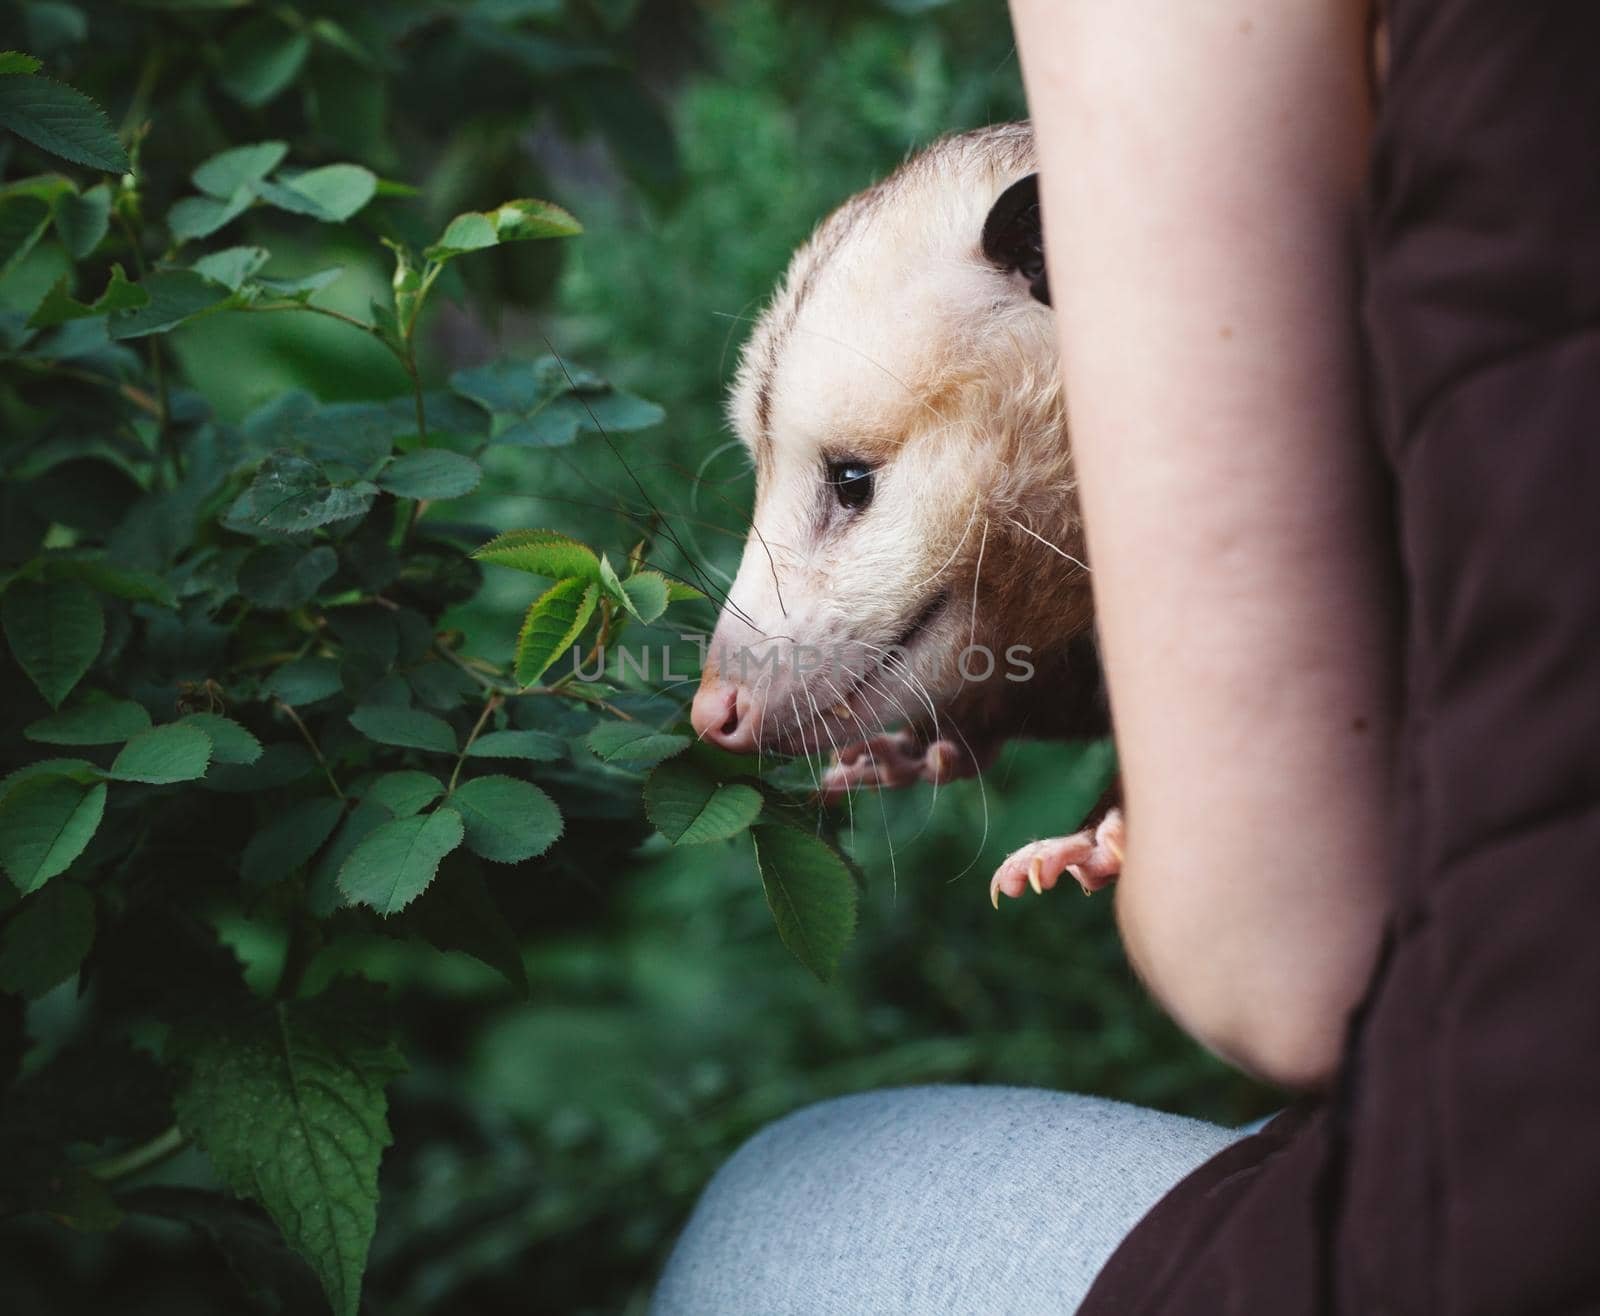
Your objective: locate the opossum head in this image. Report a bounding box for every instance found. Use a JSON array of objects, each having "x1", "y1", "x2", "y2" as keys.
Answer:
[{"x1": 691, "y1": 124, "x2": 1095, "y2": 757}]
